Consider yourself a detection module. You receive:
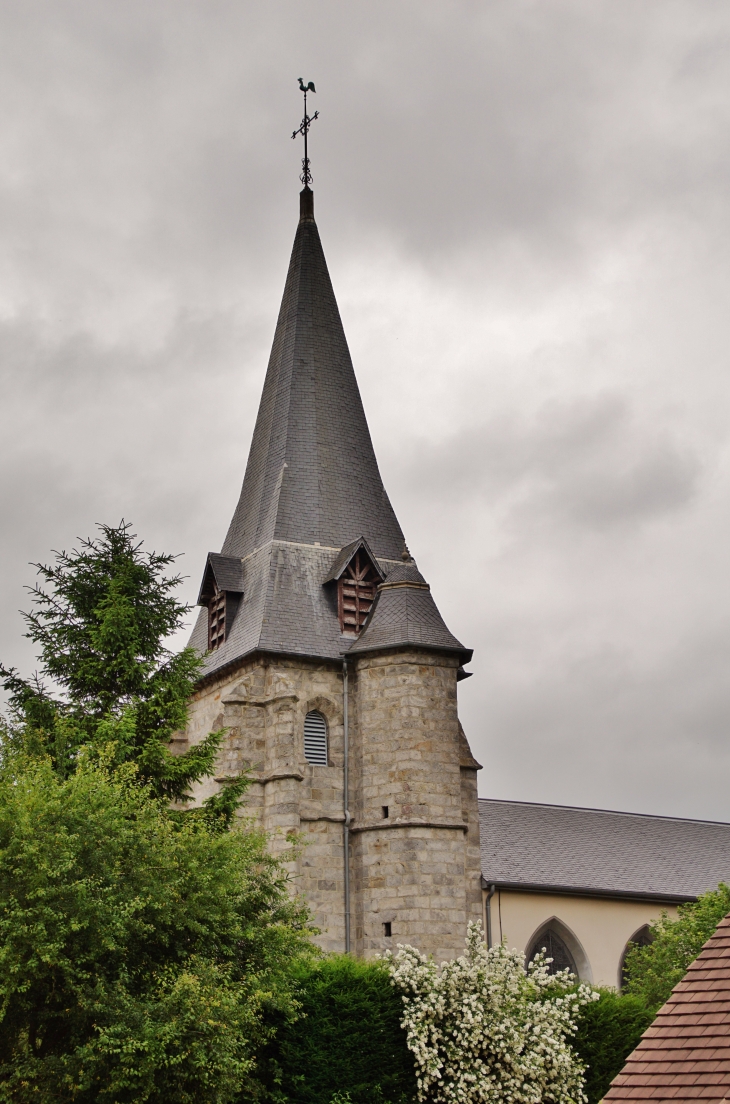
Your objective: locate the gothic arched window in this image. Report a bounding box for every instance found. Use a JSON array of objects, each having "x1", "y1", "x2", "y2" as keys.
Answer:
[
  {"x1": 304, "y1": 710, "x2": 328, "y2": 766},
  {"x1": 620, "y1": 924, "x2": 653, "y2": 989},
  {"x1": 526, "y1": 926, "x2": 577, "y2": 977}
]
